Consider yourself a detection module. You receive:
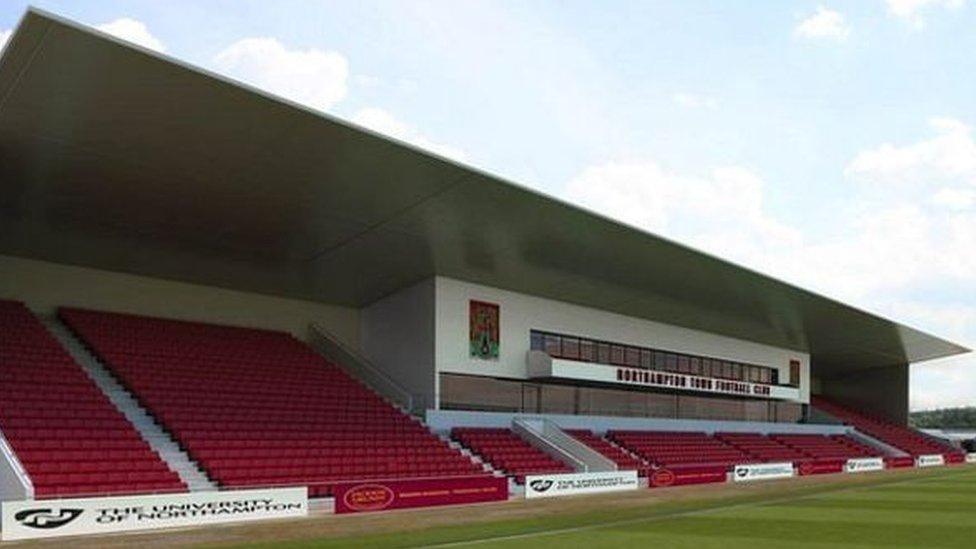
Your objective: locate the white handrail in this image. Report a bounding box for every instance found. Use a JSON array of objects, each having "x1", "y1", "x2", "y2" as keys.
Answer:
[
  {"x1": 307, "y1": 322, "x2": 420, "y2": 414},
  {"x1": 512, "y1": 418, "x2": 588, "y2": 472},
  {"x1": 540, "y1": 419, "x2": 618, "y2": 472},
  {"x1": 0, "y1": 426, "x2": 34, "y2": 500}
]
